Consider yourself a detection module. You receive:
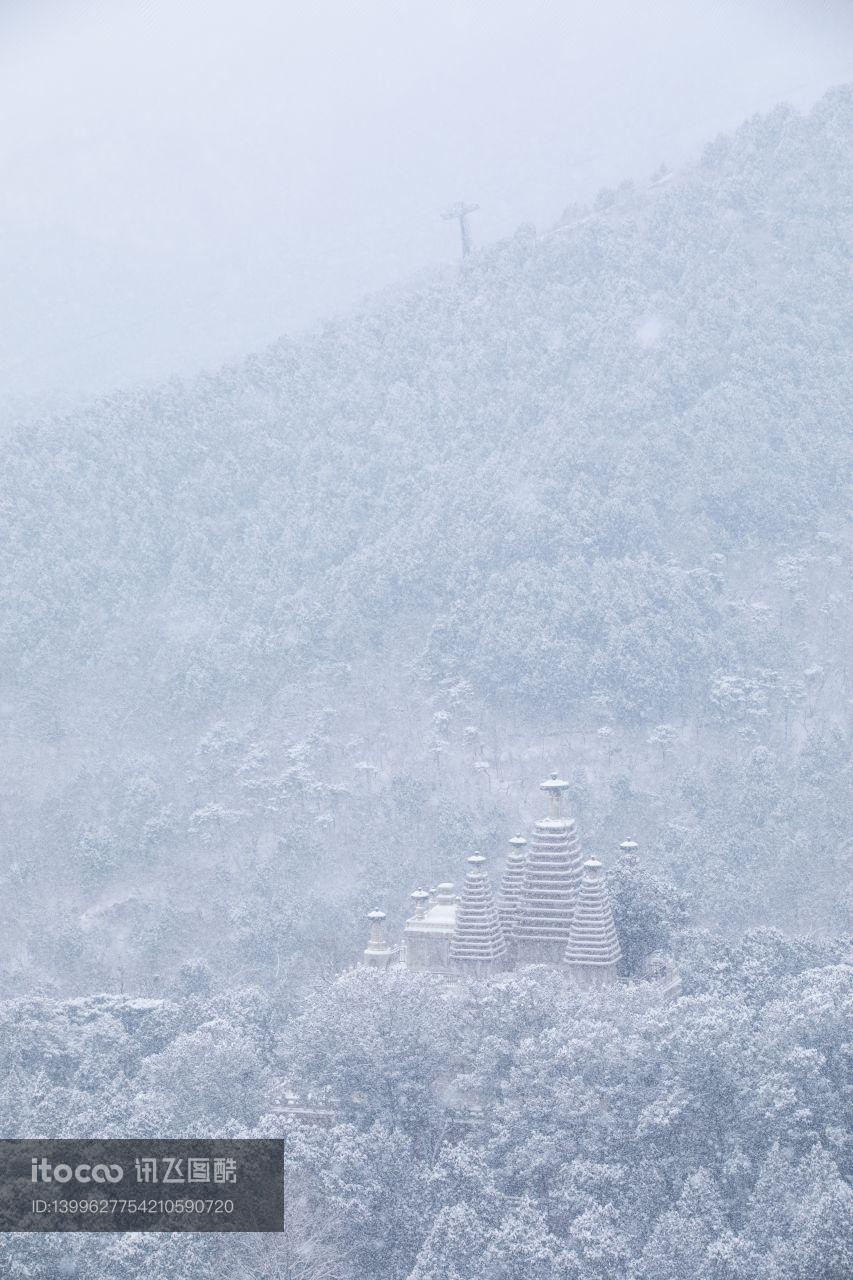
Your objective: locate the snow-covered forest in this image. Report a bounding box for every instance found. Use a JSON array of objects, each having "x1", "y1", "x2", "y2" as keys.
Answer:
[{"x1": 1, "y1": 84, "x2": 851, "y2": 1277}]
